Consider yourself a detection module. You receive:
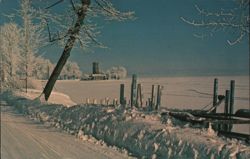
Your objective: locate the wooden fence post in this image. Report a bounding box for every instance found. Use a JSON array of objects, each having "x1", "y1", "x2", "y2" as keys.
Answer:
[
  {"x1": 151, "y1": 85, "x2": 155, "y2": 110},
  {"x1": 139, "y1": 84, "x2": 143, "y2": 107},
  {"x1": 130, "y1": 74, "x2": 137, "y2": 108},
  {"x1": 115, "y1": 98, "x2": 118, "y2": 106},
  {"x1": 136, "y1": 84, "x2": 143, "y2": 107},
  {"x1": 223, "y1": 90, "x2": 230, "y2": 131},
  {"x1": 227, "y1": 80, "x2": 235, "y2": 132},
  {"x1": 229, "y1": 80, "x2": 235, "y2": 115},
  {"x1": 123, "y1": 97, "x2": 127, "y2": 106},
  {"x1": 224, "y1": 90, "x2": 230, "y2": 115},
  {"x1": 93, "y1": 98, "x2": 97, "y2": 104},
  {"x1": 212, "y1": 78, "x2": 218, "y2": 113},
  {"x1": 106, "y1": 97, "x2": 109, "y2": 106},
  {"x1": 86, "y1": 98, "x2": 90, "y2": 105},
  {"x1": 120, "y1": 84, "x2": 125, "y2": 105},
  {"x1": 148, "y1": 98, "x2": 151, "y2": 110},
  {"x1": 156, "y1": 85, "x2": 162, "y2": 110}
]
